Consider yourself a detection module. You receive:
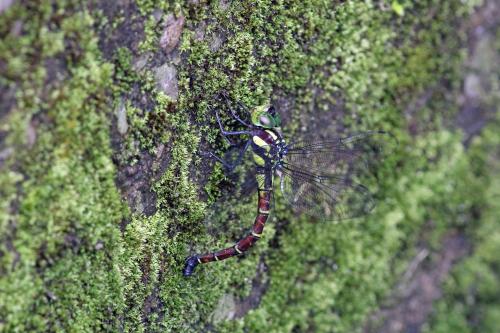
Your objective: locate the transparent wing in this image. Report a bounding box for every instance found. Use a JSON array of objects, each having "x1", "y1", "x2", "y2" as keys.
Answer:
[
  {"x1": 278, "y1": 164, "x2": 374, "y2": 220},
  {"x1": 278, "y1": 131, "x2": 395, "y2": 220},
  {"x1": 283, "y1": 131, "x2": 395, "y2": 176}
]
